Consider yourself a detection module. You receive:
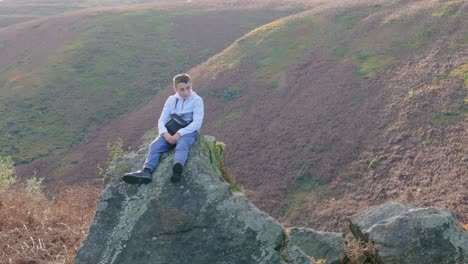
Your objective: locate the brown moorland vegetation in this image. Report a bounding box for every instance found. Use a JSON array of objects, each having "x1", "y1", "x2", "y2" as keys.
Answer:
[
  {"x1": 5, "y1": 0, "x2": 467, "y2": 245},
  {"x1": 13, "y1": 0, "x2": 466, "y2": 231},
  {"x1": 0, "y1": 186, "x2": 100, "y2": 264},
  {"x1": 193, "y1": 0, "x2": 467, "y2": 231}
]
